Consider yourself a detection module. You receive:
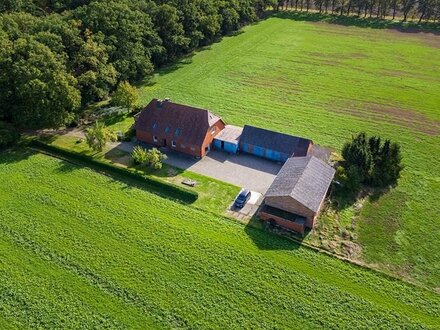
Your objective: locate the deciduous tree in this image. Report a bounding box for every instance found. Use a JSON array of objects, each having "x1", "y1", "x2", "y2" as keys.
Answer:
[
  {"x1": 0, "y1": 36, "x2": 80, "y2": 128},
  {"x1": 111, "y1": 81, "x2": 138, "y2": 110}
]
